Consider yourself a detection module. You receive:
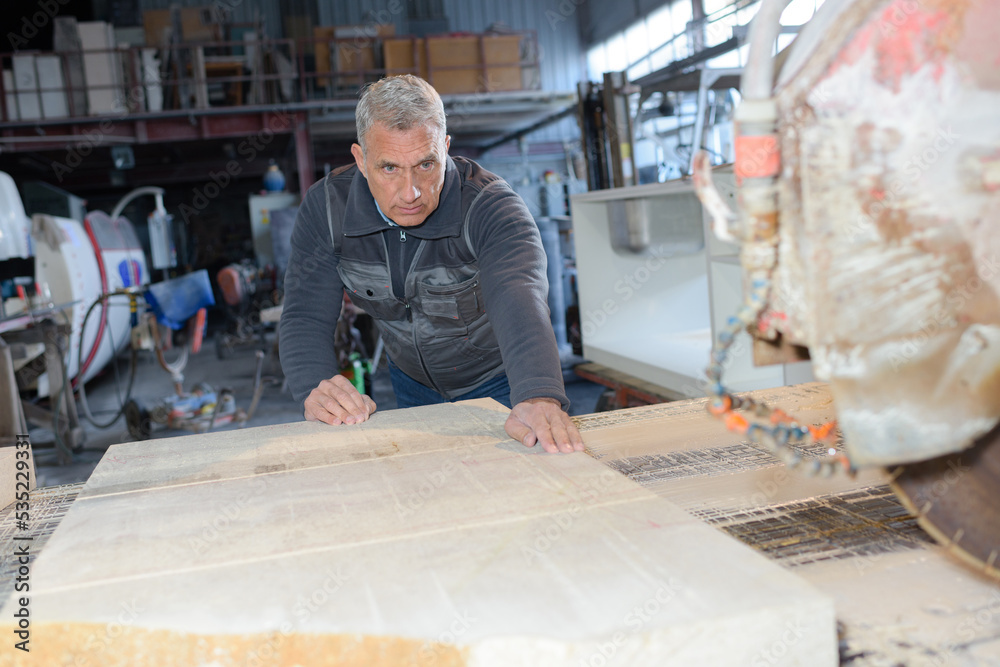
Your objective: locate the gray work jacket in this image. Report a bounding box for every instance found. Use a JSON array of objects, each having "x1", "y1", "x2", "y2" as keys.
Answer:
[{"x1": 280, "y1": 156, "x2": 569, "y2": 408}]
